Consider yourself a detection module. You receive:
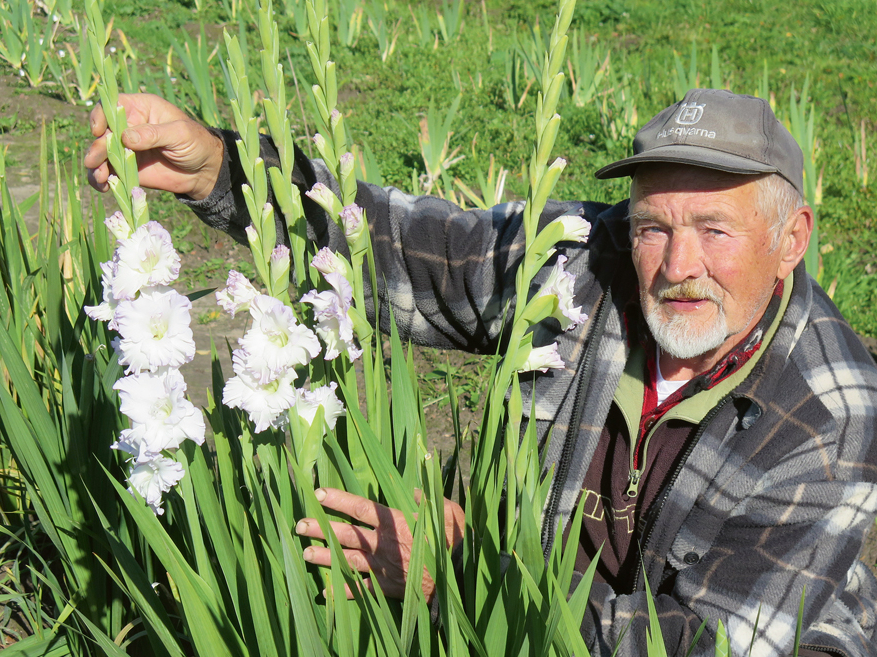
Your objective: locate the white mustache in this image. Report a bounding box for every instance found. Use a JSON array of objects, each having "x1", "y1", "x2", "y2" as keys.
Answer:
[{"x1": 657, "y1": 280, "x2": 723, "y2": 306}]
